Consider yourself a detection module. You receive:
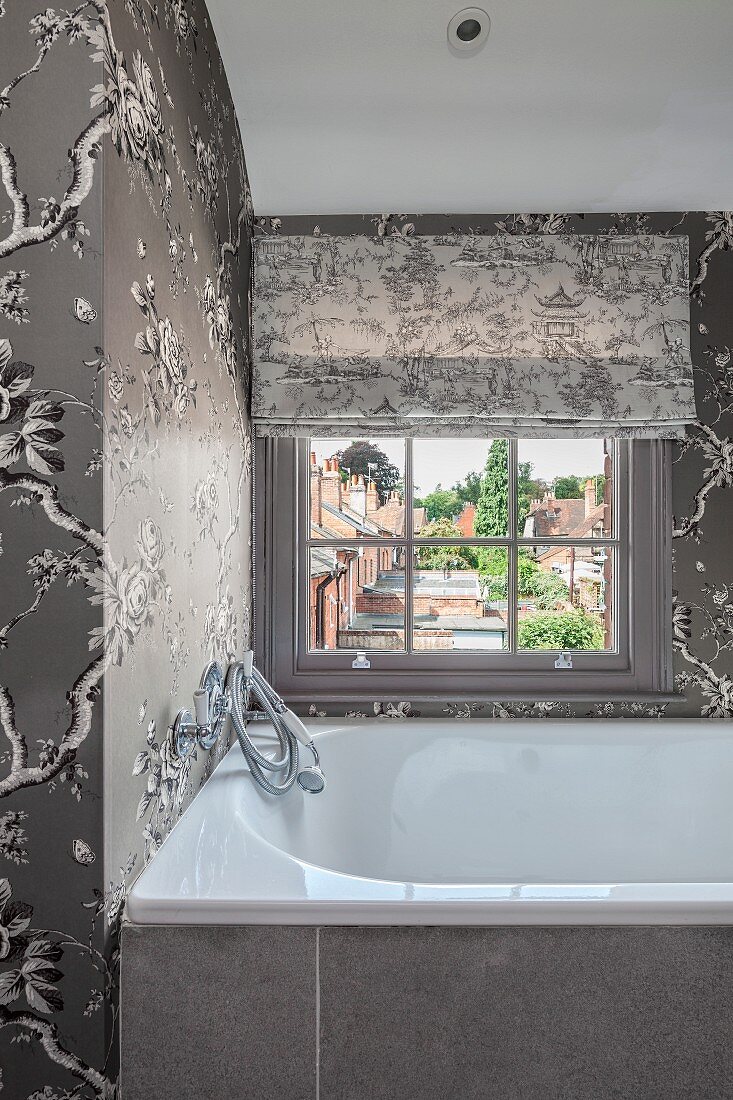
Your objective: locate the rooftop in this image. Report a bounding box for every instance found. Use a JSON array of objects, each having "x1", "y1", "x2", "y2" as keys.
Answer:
[
  {"x1": 349, "y1": 612, "x2": 507, "y2": 635},
  {"x1": 368, "y1": 571, "x2": 483, "y2": 597}
]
